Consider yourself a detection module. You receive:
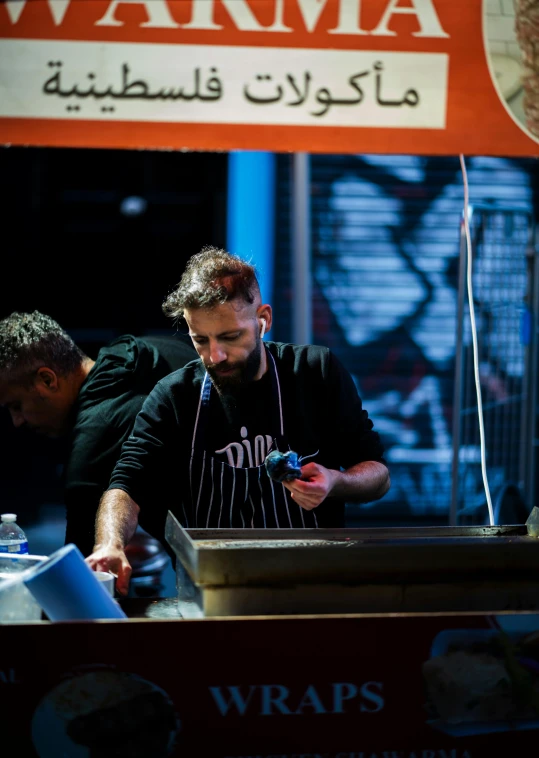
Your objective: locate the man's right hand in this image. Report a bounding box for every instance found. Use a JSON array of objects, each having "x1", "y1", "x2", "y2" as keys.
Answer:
[{"x1": 86, "y1": 545, "x2": 132, "y2": 596}]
